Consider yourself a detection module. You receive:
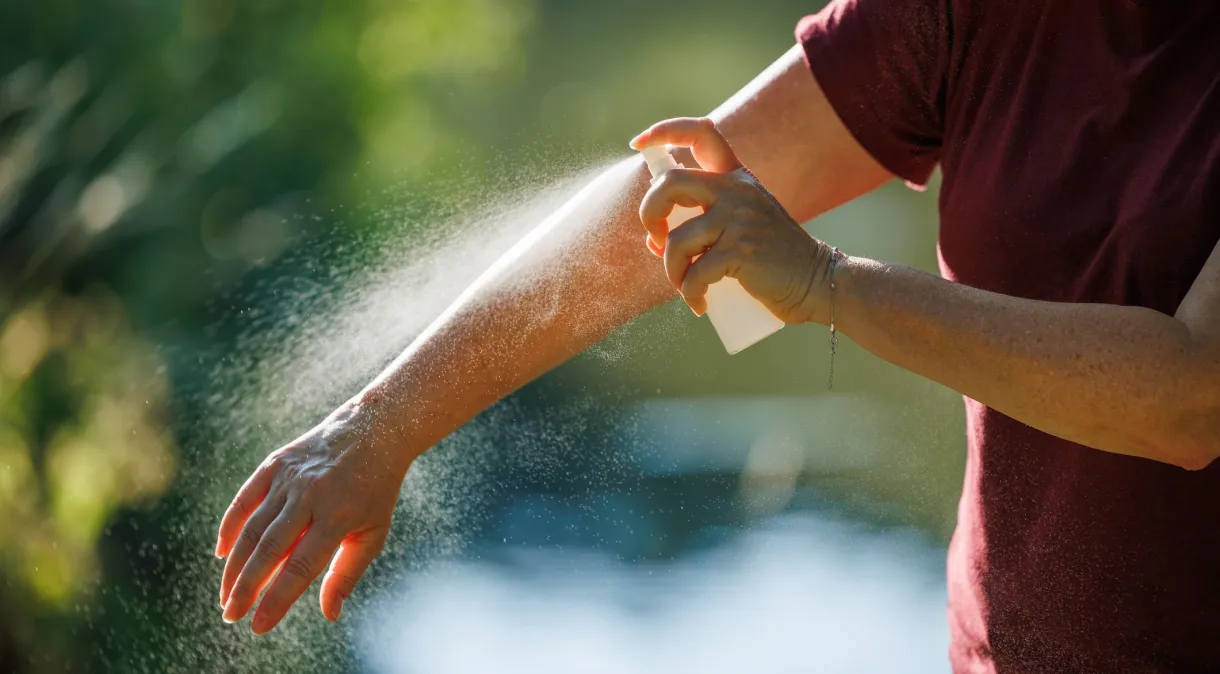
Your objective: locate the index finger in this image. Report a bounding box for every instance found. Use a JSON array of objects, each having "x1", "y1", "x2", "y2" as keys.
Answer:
[
  {"x1": 216, "y1": 458, "x2": 278, "y2": 558},
  {"x1": 638, "y1": 168, "x2": 724, "y2": 246},
  {"x1": 663, "y1": 209, "x2": 728, "y2": 291},
  {"x1": 629, "y1": 117, "x2": 743, "y2": 174}
]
